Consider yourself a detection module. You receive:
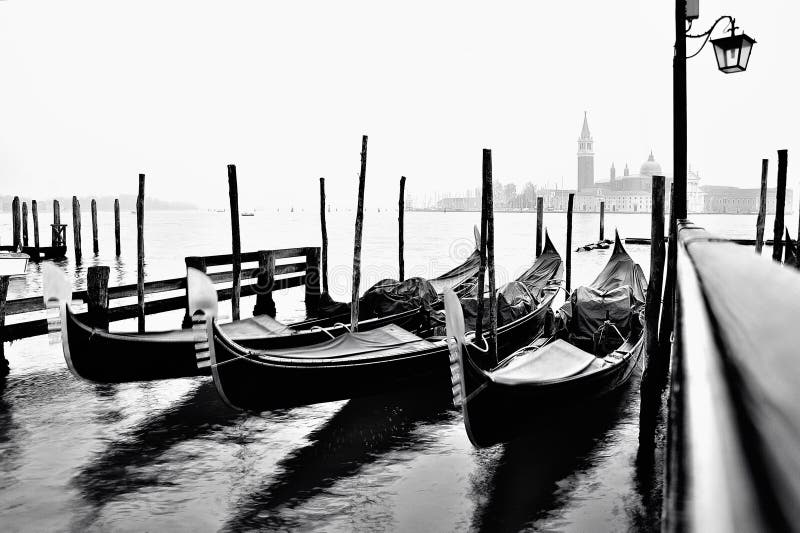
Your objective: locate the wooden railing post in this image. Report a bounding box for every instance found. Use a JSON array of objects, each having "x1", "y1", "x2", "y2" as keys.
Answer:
[
  {"x1": 72, "y1": 196, "x2": 82, "y2": 263},
  {"x1": 91, "y1": 198, "x2": 99, "y2": 255},
  {"x1": 535, "y1": 196, "x2": 544, "y2": 258},
  {"x1": 12, "y1": 196, "x2": 21, "y2": 250},
  {"x1": 0, "y1": 276, "x2": 9, "y2": 377},
  {"x1": 253, "y1": 250, "x2": 276, "y2": 317},
  {"x1": 22, "y1": 201, "x2": 29, "y2": 247},
  {"x1": 31, "y1": 200, "x2": 40, "y2": 250},
  {"x1": 87, "y1": 266, "x2": 110, "y2": 329},
  {"x1": 305, "y1": 247, "x2": 321, "y2": 314},
  {"x1": 182, "y1": 256, "x2": 207, "y2": 328}
]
